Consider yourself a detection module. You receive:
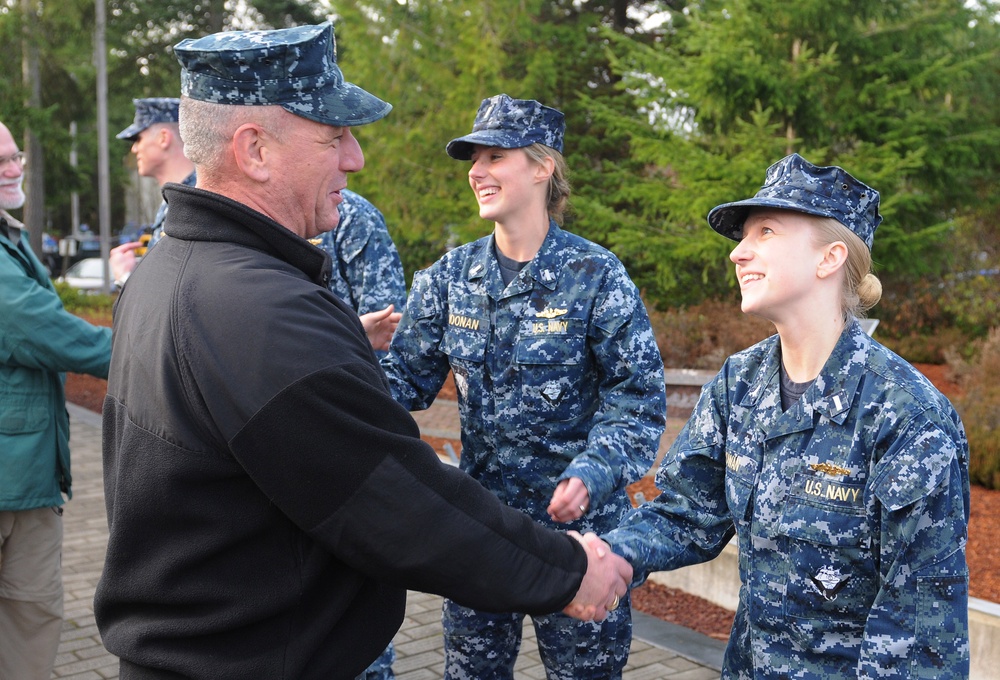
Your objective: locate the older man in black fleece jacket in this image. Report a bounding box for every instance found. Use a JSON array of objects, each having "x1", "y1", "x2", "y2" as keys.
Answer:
[{"x1": 95, "y1": 22, "x2": 631, "y2": 680}]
